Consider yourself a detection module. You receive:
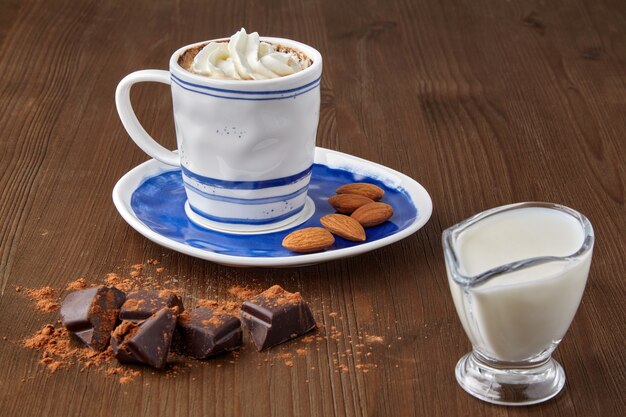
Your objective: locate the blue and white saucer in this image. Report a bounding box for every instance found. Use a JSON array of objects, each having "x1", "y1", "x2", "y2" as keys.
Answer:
[{"x1": 112, "y1": 147, "x2": 433, "y2": 267}]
